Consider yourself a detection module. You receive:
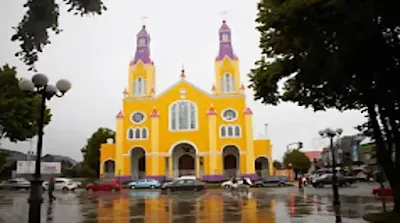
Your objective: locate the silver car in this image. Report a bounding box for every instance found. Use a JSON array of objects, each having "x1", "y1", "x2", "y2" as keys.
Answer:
[{"x1": 0, "y1": 178, "x2": 31, "y2": 190}]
